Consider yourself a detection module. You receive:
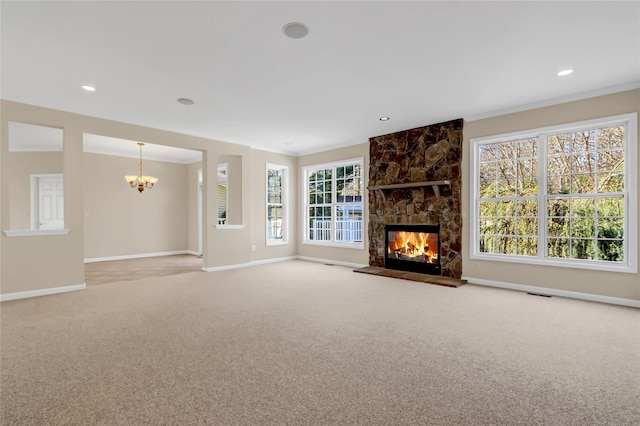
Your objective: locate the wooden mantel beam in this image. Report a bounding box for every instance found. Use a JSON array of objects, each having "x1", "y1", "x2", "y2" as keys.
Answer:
[{"x1": 368, "y1": 180, "x2": 451, "y2": 200}]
